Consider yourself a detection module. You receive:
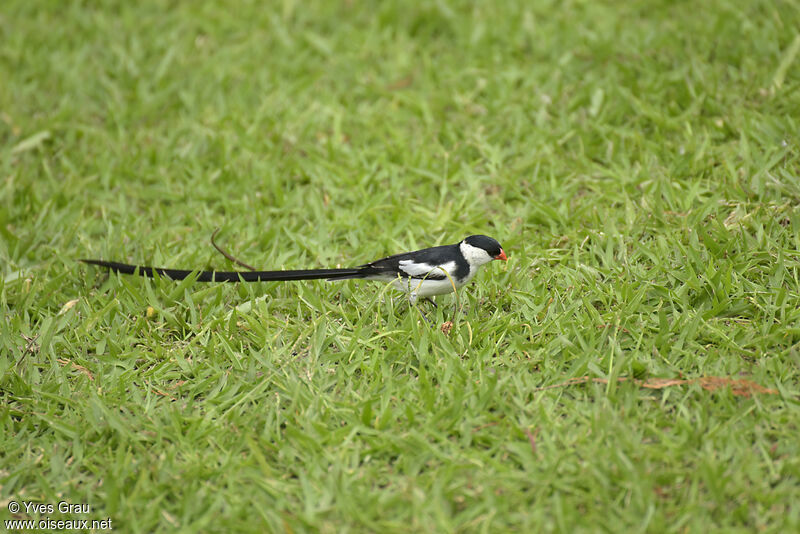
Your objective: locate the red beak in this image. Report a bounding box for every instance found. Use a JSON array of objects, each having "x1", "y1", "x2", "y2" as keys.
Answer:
[{"x1": 495, "y1": 249, "x2": 507, "y2": 261}]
